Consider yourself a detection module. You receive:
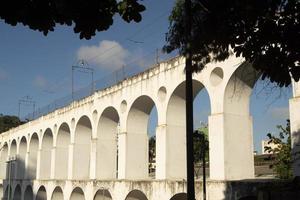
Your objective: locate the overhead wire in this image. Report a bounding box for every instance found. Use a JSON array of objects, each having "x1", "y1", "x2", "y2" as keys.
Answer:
[{"x1": 86, "y1": 11, "x2": 170, "y2": 63}]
